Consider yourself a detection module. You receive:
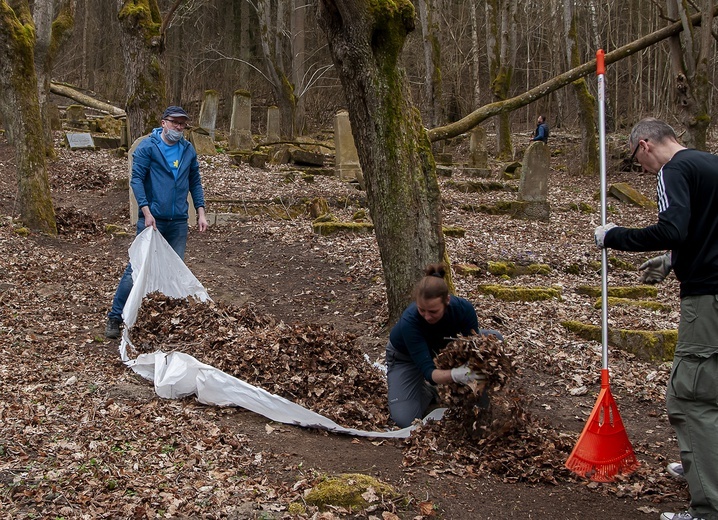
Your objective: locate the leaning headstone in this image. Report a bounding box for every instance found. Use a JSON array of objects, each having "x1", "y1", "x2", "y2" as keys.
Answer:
[
  {"x1": 197, "y1": 90, "x2": 219, "y2": 140},
  {"x1": 468, "y1": 127, "x2": 488, "y2": 169},
  {"x1": 334, "y1": 110, "x2": 363, "y2": 185},
  {"x1": 128, "y1": 135, "x2": 195, "y2": 226},
  {"x1": 189, "y1": 129, "x2": 216, "y2": 155},
  {"x1": 65, "y1": 132, "x2": 95, "y2": 150},
  {"x1": 511, "y1": 141, "x2": 550, "y2": 221},
  {"x1": 266, "y1": 106, "x2": 281, "y2": 143},
  {"x1": 229, "y1": 89, "x2": 254, "y2": 151},
  {"x1": 48, "y1": 104, "x2": 62, "y2": 131}
]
